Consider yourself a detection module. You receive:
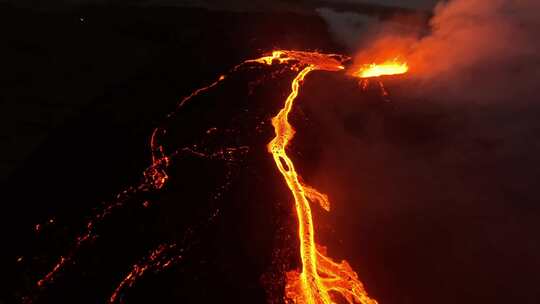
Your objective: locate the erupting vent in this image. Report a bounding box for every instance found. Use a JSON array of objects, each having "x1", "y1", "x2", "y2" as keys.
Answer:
[{"x1": 353, "y1": 60, "x2": 409, "y2": 78}]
